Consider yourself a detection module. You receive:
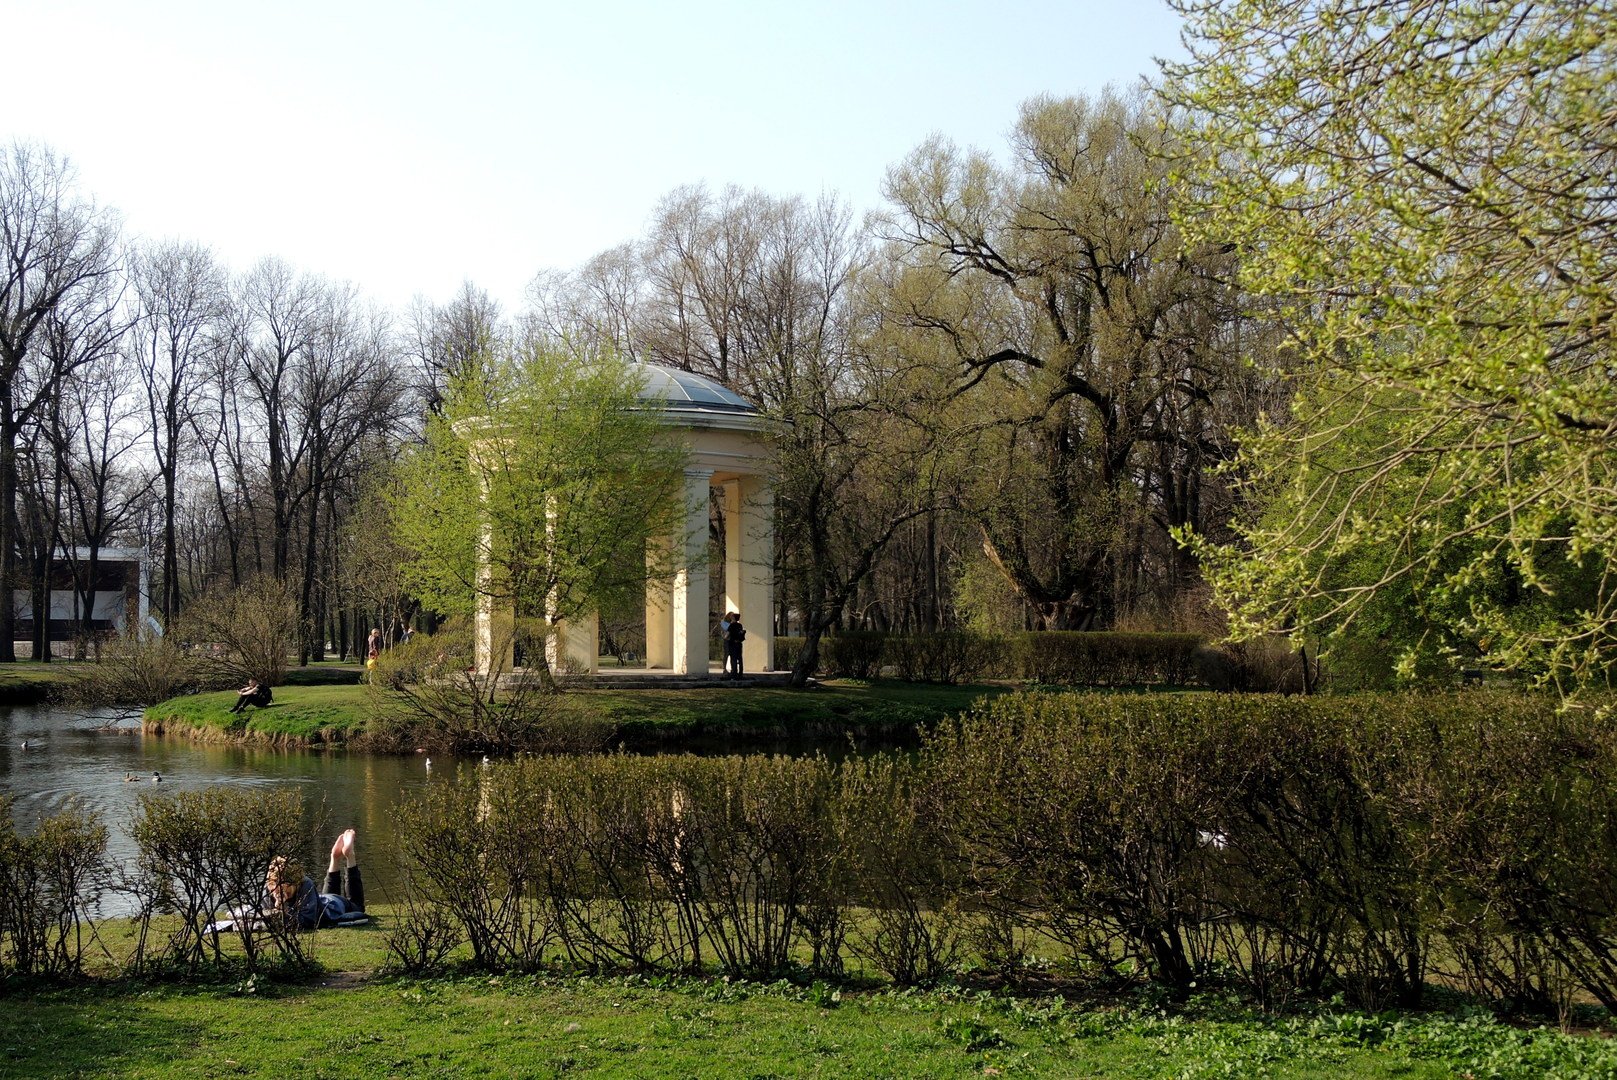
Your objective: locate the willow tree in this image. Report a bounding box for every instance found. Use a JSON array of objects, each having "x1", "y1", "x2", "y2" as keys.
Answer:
[
  {"x1": 389, "y1": 345, "x2": 687, "y2": 678},
  {"x1": 877, "y1": 93, "x2": 1254, "y2": 629},
  {"x1": 1164, "y1": 0, "x2": 1617, "y2": 687}
]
